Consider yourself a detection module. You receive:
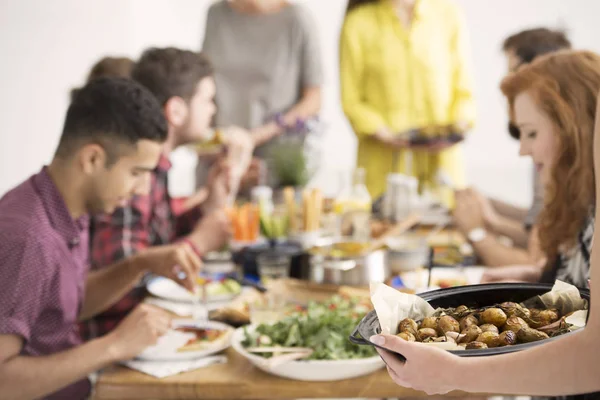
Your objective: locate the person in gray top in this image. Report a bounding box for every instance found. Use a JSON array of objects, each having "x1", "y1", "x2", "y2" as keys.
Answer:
[
  {"x1": 202, "y1": 0, "x2": 323, "y2": 154},
  {"x1": 453, "y1": 28, "x2": 572, "y2": 268}
]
